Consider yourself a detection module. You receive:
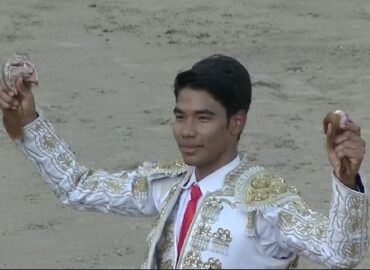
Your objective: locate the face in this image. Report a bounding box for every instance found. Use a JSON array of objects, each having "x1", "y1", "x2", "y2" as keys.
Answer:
[{"x1": 173, "y1": 88, "x2": 245, "y2": 178}]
